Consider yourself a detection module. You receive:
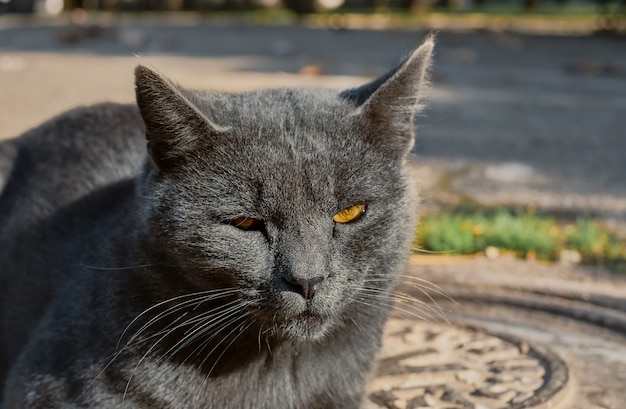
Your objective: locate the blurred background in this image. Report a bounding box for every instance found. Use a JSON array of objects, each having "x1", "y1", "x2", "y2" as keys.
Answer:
[
  {"x1": 1, "y1": 0, "x2": 626, "y2": 21},
  {"x1": 1, "y1": 1, "x2": 625, "y2": 270}
]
